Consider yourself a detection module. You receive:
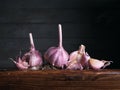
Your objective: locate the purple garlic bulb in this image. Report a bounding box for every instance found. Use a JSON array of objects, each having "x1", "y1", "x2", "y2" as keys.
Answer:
[
  {"x1": 44, "y1": 24, "x2": 69, "y2": 69},
  {"x1": 11, "y1": 33, "x2": 43, "y2": 70},
  {"x1": 22, "y1": 33, "x2": 43, "y2": 70},
  {"x1": 67, "y1": 45, "x2": 90, "y2": 70}
]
